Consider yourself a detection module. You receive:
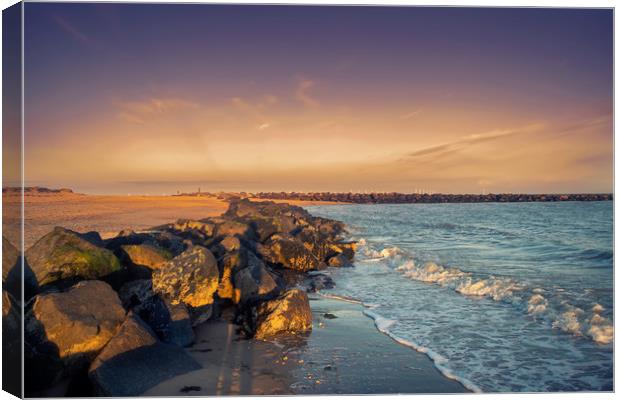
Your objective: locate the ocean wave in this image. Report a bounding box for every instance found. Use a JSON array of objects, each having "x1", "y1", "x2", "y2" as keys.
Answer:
[
  {"x1": 355, "y1": 239, "x2": 614, "y2": 345},
  {"x1": 316, "y1": 290, "x2": 484, "y2": 392},
  {"x1": 362, "y1": 308, "x2": 483, "y2": 393}
]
